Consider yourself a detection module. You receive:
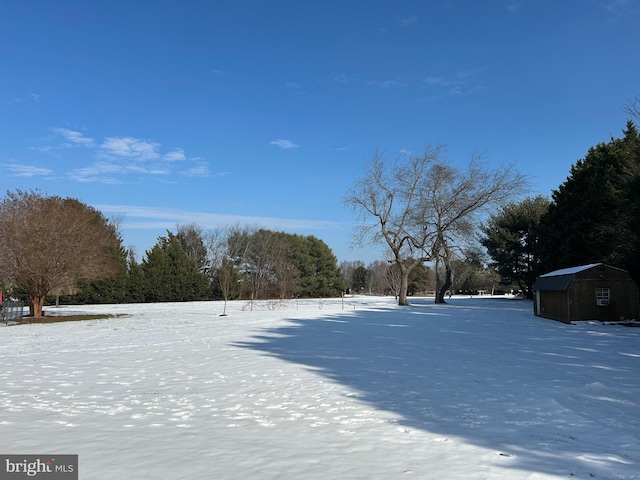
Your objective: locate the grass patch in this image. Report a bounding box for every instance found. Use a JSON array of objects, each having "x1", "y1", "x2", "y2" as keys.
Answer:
[{"x1": 20, "y1": 314, "x2": 128, "y2": 324}]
